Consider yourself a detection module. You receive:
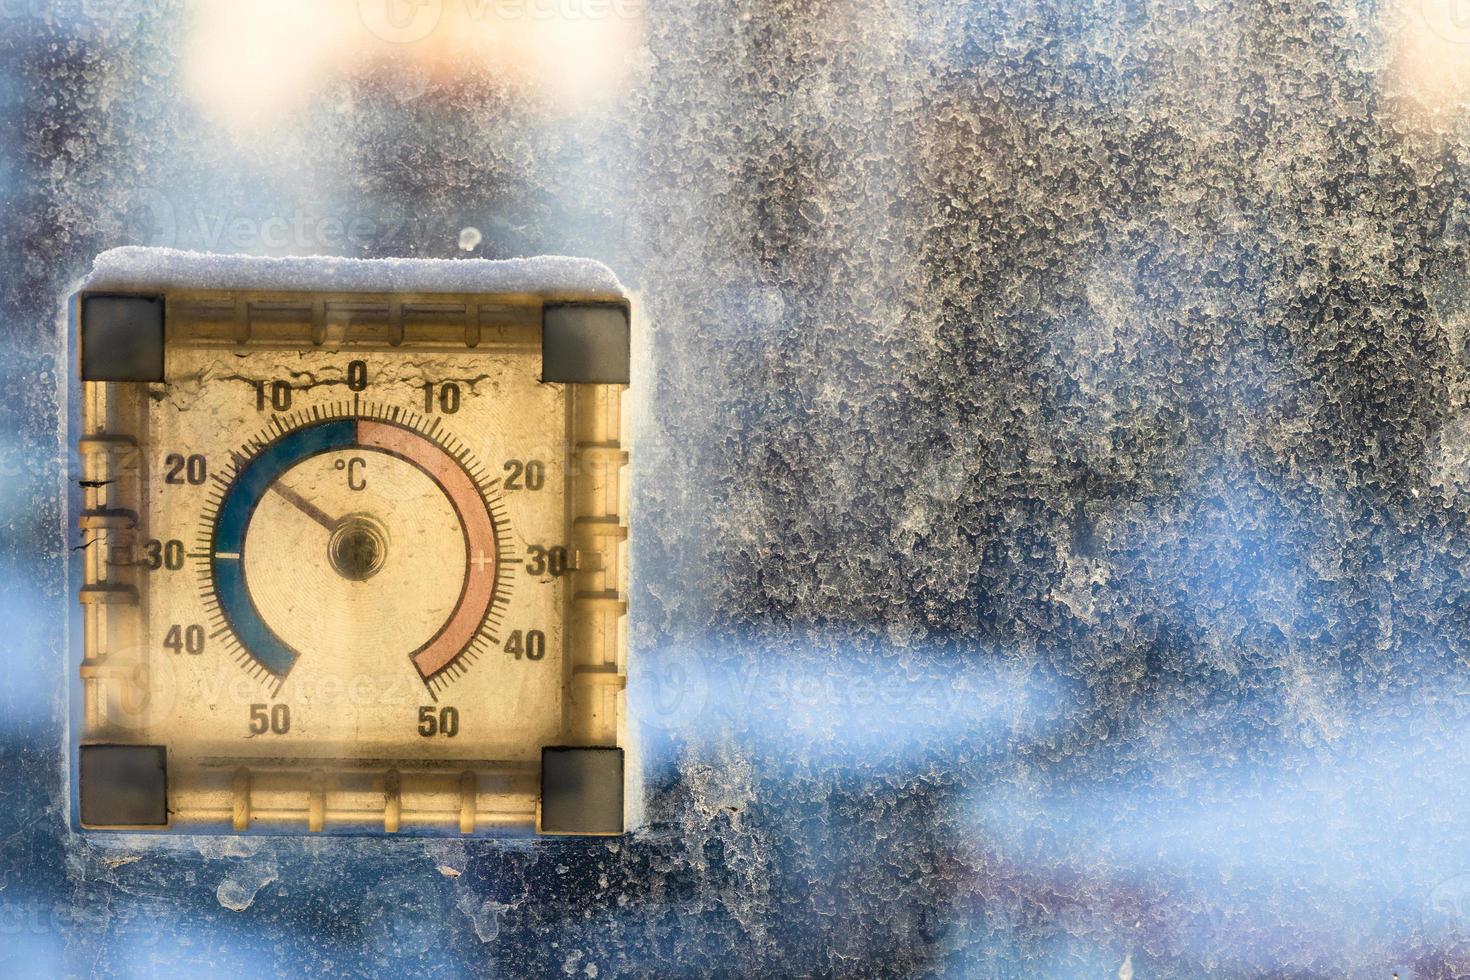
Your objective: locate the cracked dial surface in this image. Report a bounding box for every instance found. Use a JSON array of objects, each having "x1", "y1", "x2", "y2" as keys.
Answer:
[{"x1": 140, "y1": 348, "x2": 568, "y2": 756}]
